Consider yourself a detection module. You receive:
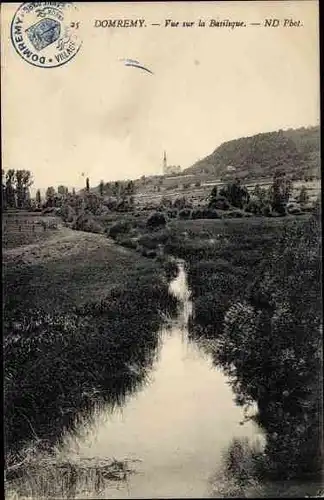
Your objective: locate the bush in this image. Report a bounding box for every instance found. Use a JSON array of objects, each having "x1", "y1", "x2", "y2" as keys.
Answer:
[
  {"x1": 301, "y1": 203, "x2": 315, "y2": 213},
  {"x1": 209, "y1": 196, "x2": 230, "y2": 211},
  {"x1": 225, "y1": 209, "x2": 246, "y2": 218},
  {"x1": 190, "y1": 208, "x2": 220, "y2": 219},
  {"x1": 203, "y1": 208, "x2": 221, "y2": 219},
  {"x1": 191, "y1": 208, "x2": 203, "y2": 219},
  {"x1": 138, "y1": 229, "x2": 170, "y2": 250},
  {"x1": 108, "y1": 220, "x2": 131, "y2": 239},
  {"x1": 59, "y1": 204, "x2": 75, "y2": 223},
  {"x1": 117, "y1": 237, "x2": 138, "y2": 250},
  {"x1": 167, "y1": 209, "x2": 178, "y2": 219},
  {"x1": 178, "y1": 208, "x2": 192, "y2": 219},
  {"x1": 245, "y1": 200, "x2": 262, "y2": 215},
  {"x1": 287, "y1": 206, "x2": 302, "y2": 215},
  {"x1": 72, "y1": 213, "x2": 103, "y2": 233},
  {"x1": 262, "y1": 205, "x2": 272, "y2": 217},
  {"x1": 270, "y1": 210, "x2": 286, "y2": 217},
  {"x1": 4, "y1": 275, "x2": 179, "y2": 455},
  {"x1": 146, "y1": 212, "x2": 167, "y2": 230},
  {"x1": 141, "y1": 248, "x2": 157, "y2": 258},
  {"x1": 163, "y1": 259, "x2": 179, "y2": 280},
  {"x1": 216, "y1": 217, "x2": 322, "y2": 479},
  {"x1": 42, "y1": 207, "x2": 57, "y2": 215}
]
